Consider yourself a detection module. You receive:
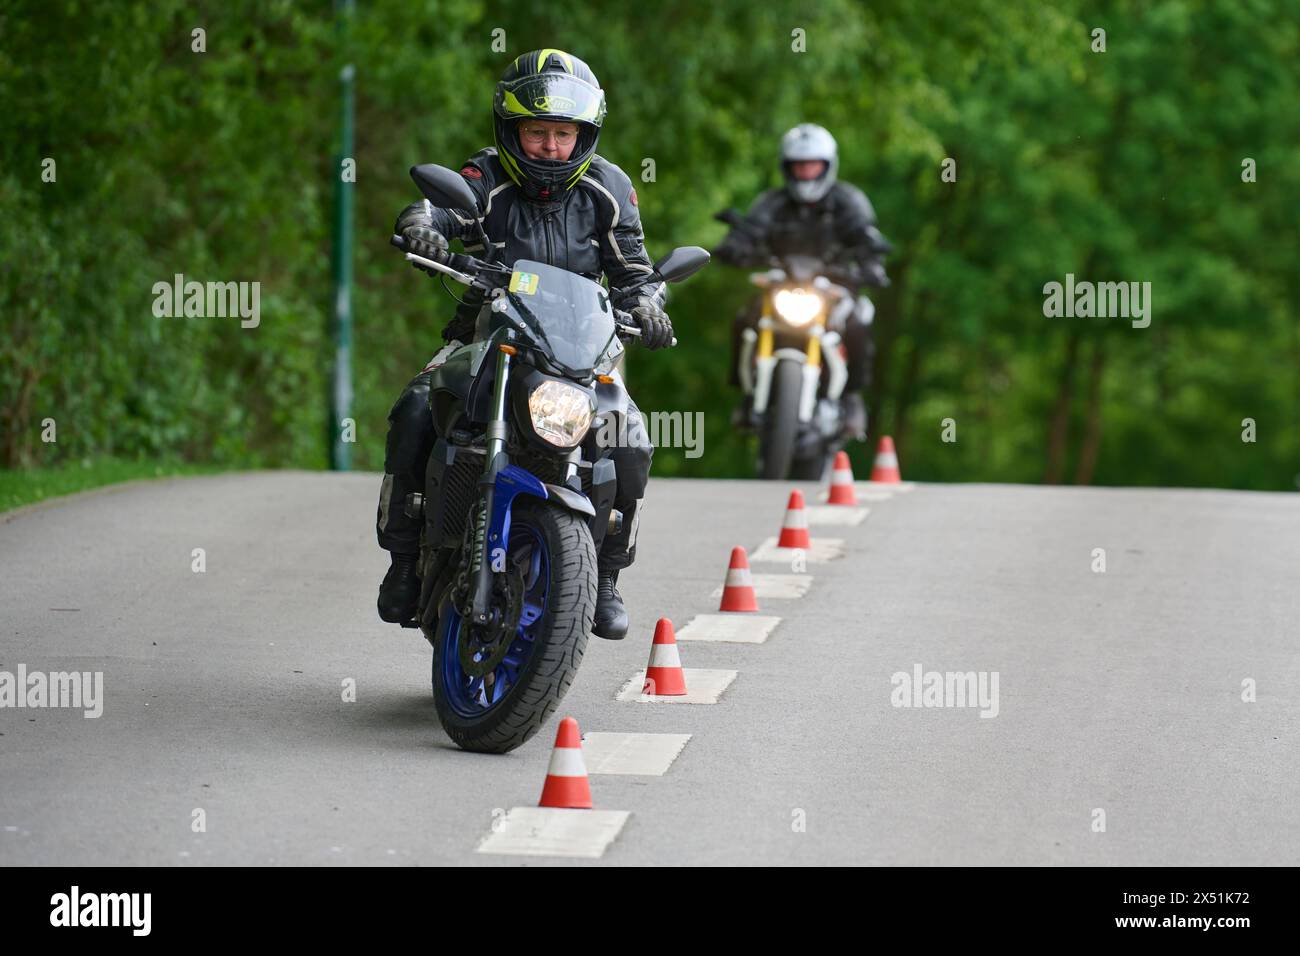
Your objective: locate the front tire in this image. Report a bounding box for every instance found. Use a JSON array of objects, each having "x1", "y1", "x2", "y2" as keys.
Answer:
[
  {"x1": 791, "y1": 452, "x2": 828, "y2": 482},
  {"x1": 758, "y1": 359, "x2": 803, "y2": 480},
  {"x1": 432, "y1": 498, "x2": 597, "y2": 754}
]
